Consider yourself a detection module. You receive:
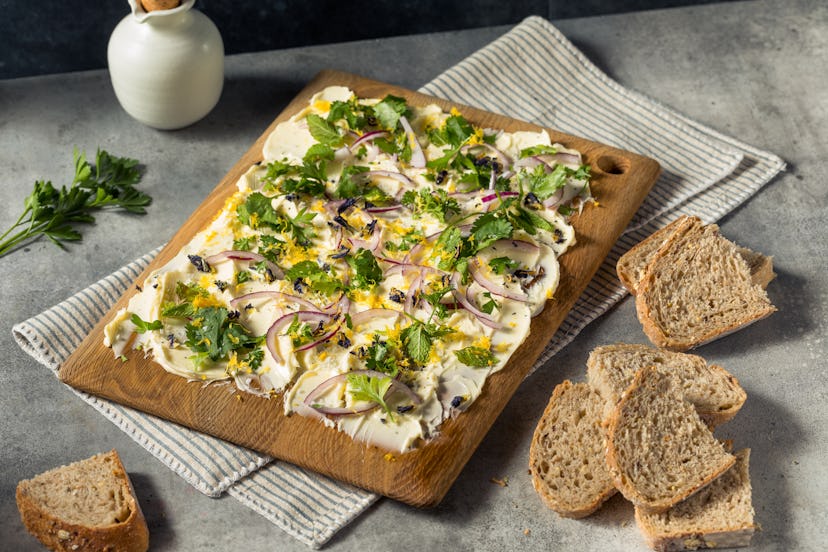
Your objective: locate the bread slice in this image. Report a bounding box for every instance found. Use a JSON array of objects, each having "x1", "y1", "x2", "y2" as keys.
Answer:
[
  {"x1": 636, "y1": 449, "x2": 757, "y2": 551},
  {"x1": 16, "y1": 450, "x2": 149, "y2": 552},
  {"x1": 529, "y1": 381, "x2": 617, "y2": 518},
  {"x1": 617, "y1": 216, "x2": 775, "y2": 295},
  {"x1": 605, "y1": 366, "x2": 736, "y2": 514},
  {"x1": 587, "y1": 343, "x2": 746, "y2": 427},
  {"x1": 635, "y1": 217, "x2": 776, "y2": 351}
]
